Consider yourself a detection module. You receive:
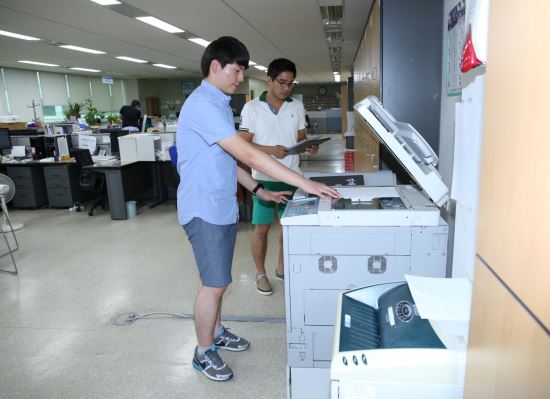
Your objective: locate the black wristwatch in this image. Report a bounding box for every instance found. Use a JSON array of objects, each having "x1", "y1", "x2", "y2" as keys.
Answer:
[{"x1": 252, "y1": 183, "x2": 264, "y2": 195}]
